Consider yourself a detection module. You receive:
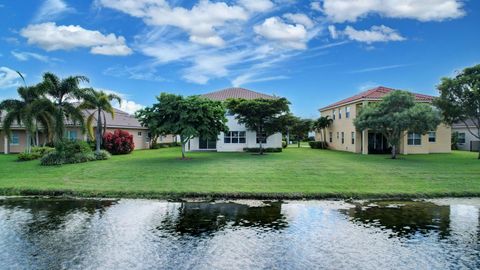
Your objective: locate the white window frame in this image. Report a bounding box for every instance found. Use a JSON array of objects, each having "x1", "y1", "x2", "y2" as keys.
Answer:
[
  {"x1": 339, "y1": 108, "x2": 342, "y2": 119},
  {"x1": 329, "y1": 132, "x2": 333, "y2": 143},
  {"x1": 66, "y1": 130, "x2": 77, "y2": 140},
  {"x1": 346, "y1": 106, "x2": 351, "y2": 118},
  {"x1": 351, "y1": 131, "x2": 355, "y2": 144},
  {"x1": 225, "y1": 131, "x2": 246, "y2": 144},
  {"x1": 341, "y1": 132, "x2": 344, "y2": 144},
  {"x1": 332, "y1": 109, "x2": 336, "y2": 120},
  {"x1": 10, "y1": 132, "x2": 19, "y2": 145},
  {"x1": 428, "y1": 131, "x2": 436, "y2": 143},
  {"x1": 458, "y1": 132, "x2": 466, "y2": 144},
  {"x1": 408, "y1": 132, "x2": 422, "y2": 146}
]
